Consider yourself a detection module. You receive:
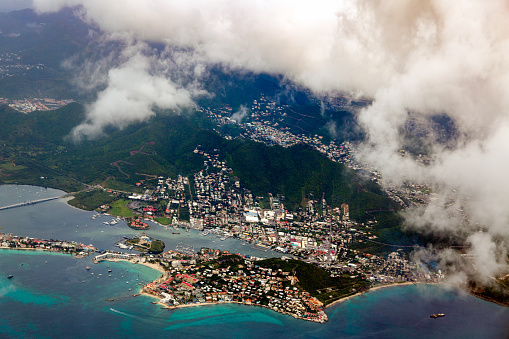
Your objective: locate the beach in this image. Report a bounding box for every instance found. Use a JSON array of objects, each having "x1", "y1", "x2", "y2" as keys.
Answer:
[
  {"x1": 324, "y1": 282, "x2": 434, "y2": 309},
  {"x1": 97, "y1": 257, "x2": 166, "y2": 273}
]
